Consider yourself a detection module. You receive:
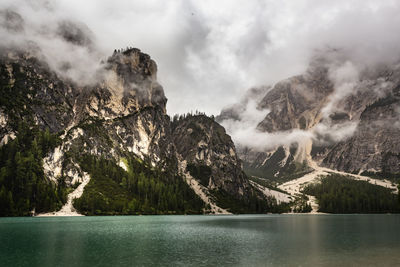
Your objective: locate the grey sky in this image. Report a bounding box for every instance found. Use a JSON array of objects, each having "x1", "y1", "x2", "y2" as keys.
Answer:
[{"x1": 2, "y1": 0, "x2": 400, "y2": 116}]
